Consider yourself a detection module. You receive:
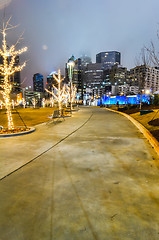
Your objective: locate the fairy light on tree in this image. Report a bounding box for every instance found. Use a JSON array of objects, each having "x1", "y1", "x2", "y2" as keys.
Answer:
[
  {"x1": 72, "y1": 85, "x2": 77, "y2": 103},
  {"x1": 46, "y1": 99, "x2": 49, "y2": 107},
  {"x1": 11, "y1": 99, "x2": 14, "y2": 109},
  {"x1": 22, "y1": 97, "x2": 26, "y2": 108},
  {"x1": 66, "y1": 85, "x2": 77, "y2": 104},
  {"x1": 50, "y1": 97, "x2": 54, "y2": 107},
  {"x1": 67, "y1": 58, "x2": 75, "y2": 111},
  {"x1": 64, "y1": 91, "x2": 69, "y2": 107},
  {"x1": 0, "y1": 100, "x2": 3, "y2": 109},
  {"x1": 45, "y1": 69, "x2": 66, "y2": 116},
  {"x1": 42, "y1": 98, "x2": 46, "y2": 108},
  {"x1": 0, "y1": 17, "x2": 27, "y2": 130},
  {"x1": 32, "y1": 97, "x2": 37, "y2": 108}
]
